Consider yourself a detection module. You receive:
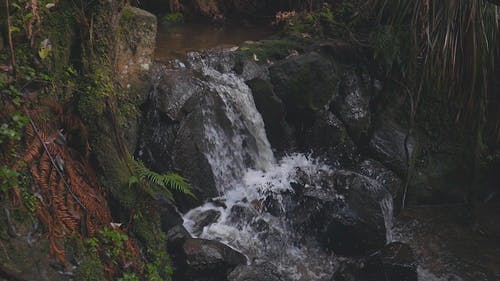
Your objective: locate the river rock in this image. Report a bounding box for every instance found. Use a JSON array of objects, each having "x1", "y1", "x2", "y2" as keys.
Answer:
[
  {"x1": 172, "y1": 94, "x2": 218, "y2": 204},
  {"x1": 363, "y1": 242, "x2": 417, "y2": 281},
  {"x1": 369, "y1": 121, "x2": 415, "y2": 174},
  {"x1": 270, "y1": 52, "x2": 339, "y2": 135},
  {"x1": 357, "y1": 159, "x2": 403, "y2": 209},
  {"x1": 189, "y1": 209, "x2": 222, "y2": 236},
  {"x1": 172, "y1": 238, "x2": 247, "y2": 281},
  {"x1": 308, "y1": 110, "x2": 359, "y2": 167},
  {"x1": 289, "y1": 169, "x2": 391, "y2": 256},
  {"x1": 247, "y1": 78, "x2": 294, "y2": 152},
  {"x1": 330, "y1": 70, "x2": 373, "y2": 144},
  {"x1": 228, "y1": 263, "x2": 287, "y2": 281}
]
